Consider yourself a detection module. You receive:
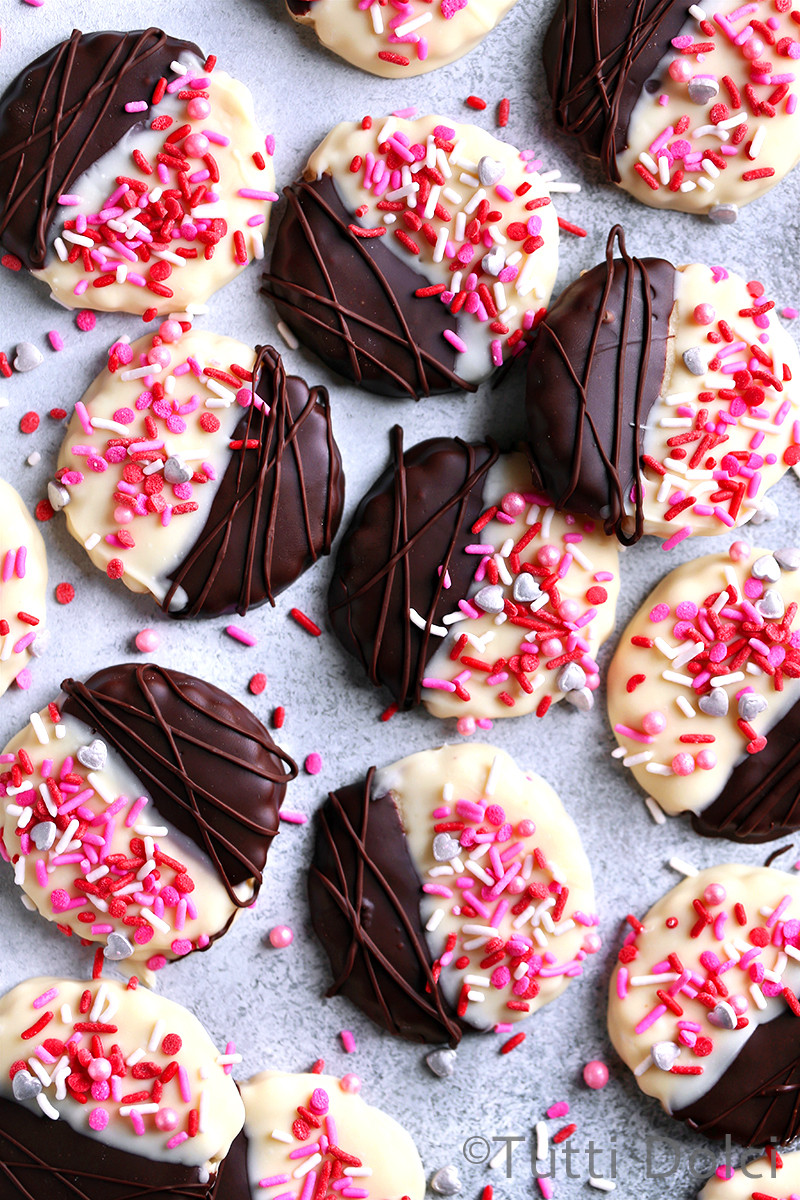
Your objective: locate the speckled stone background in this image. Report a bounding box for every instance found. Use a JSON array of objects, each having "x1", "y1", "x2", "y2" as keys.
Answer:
[{"x1": 2, "y1": 2, "x2": 800, "y2": 1196}]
